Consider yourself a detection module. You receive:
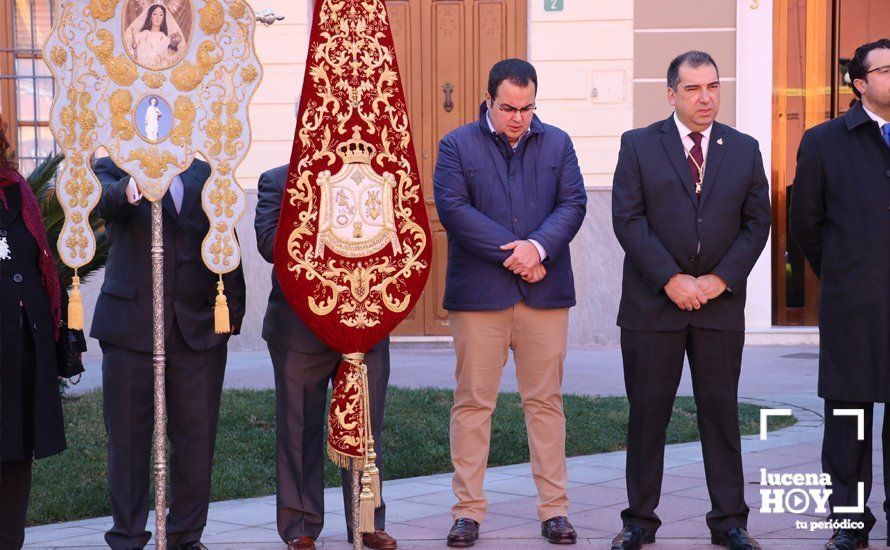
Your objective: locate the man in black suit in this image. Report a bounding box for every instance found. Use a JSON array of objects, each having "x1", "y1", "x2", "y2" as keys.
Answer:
[
  {"x1": 92, "y1": 157, "x2": 246, "y2": 550},
  {"x1": 791, "y1": 39, "x2": 890, "y2": 550},
  {"x1": 254, "y1": 164, "x2": 396, "y2": 550},
  {"x1": 610, "y1": 51, "x2": 771, "y2": 550}
]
